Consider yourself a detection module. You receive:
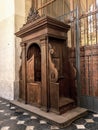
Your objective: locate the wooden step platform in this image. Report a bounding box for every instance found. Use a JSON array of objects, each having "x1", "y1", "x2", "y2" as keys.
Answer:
[
  {"x1": 58, "y1": 97, "x2": 75, "y2": 114},
  {"x1": 59, "y1": 97, "x2": 74, "y2": 107},
  {"x1": 10, "y1": 100, "x2": 88, "y2": 128}
]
